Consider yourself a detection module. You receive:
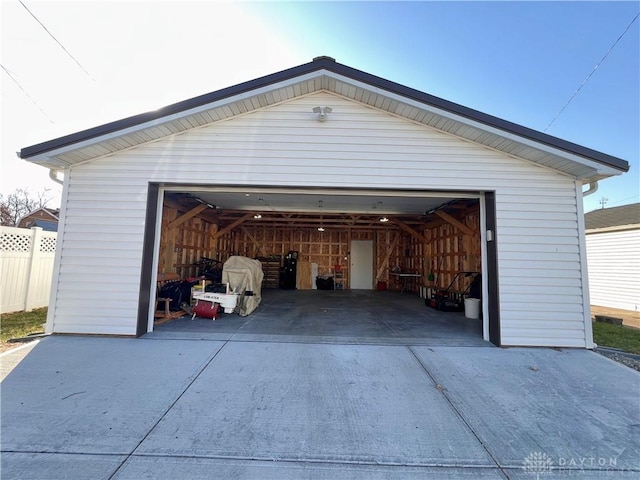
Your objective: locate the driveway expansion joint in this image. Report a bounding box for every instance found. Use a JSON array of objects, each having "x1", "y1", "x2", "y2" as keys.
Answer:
[
  {"x1": 125, "y1": 451, "x2": 509, "y2": 468},
  {"x1": 107, "y1": 340, "x2": 229, "y2": 480},
  {"x1": 407, "y1": 346, "x2": 509, "y2": 478}
]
